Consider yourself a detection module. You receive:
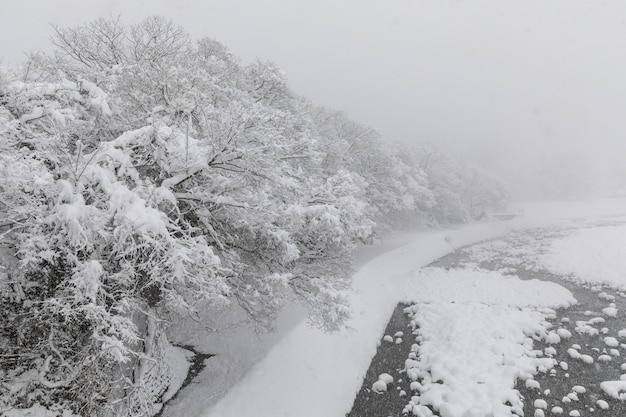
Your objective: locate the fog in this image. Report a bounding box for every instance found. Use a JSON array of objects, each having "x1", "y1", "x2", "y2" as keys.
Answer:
[{"x1": 3, "y1": 0, "x2": 626, "y2": 200}]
